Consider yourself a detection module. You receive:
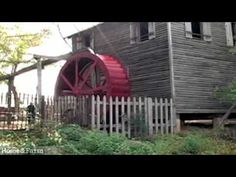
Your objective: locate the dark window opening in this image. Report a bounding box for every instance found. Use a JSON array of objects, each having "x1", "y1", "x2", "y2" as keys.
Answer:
[
  {"x1": 232, "y1": 22, "x2": 236, "y2": 46},
  {"x1": 84, "y1": 35, "x2": 91, "y2": 47},
  {"x1": 191, "y1": 22, "x2": 202, "y2": 39},
  {"x1": 139, "y1": 22, "x2": 149, "y2": 41}
]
